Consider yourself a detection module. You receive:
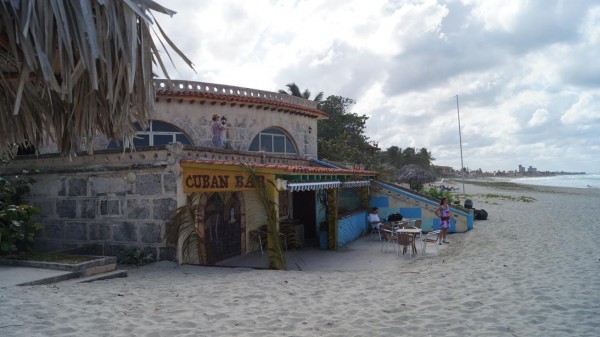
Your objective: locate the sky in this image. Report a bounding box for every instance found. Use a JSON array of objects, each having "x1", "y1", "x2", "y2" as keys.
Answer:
[{"x1": 152, "y1": 0, "x2": 600, "y2": 173}]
